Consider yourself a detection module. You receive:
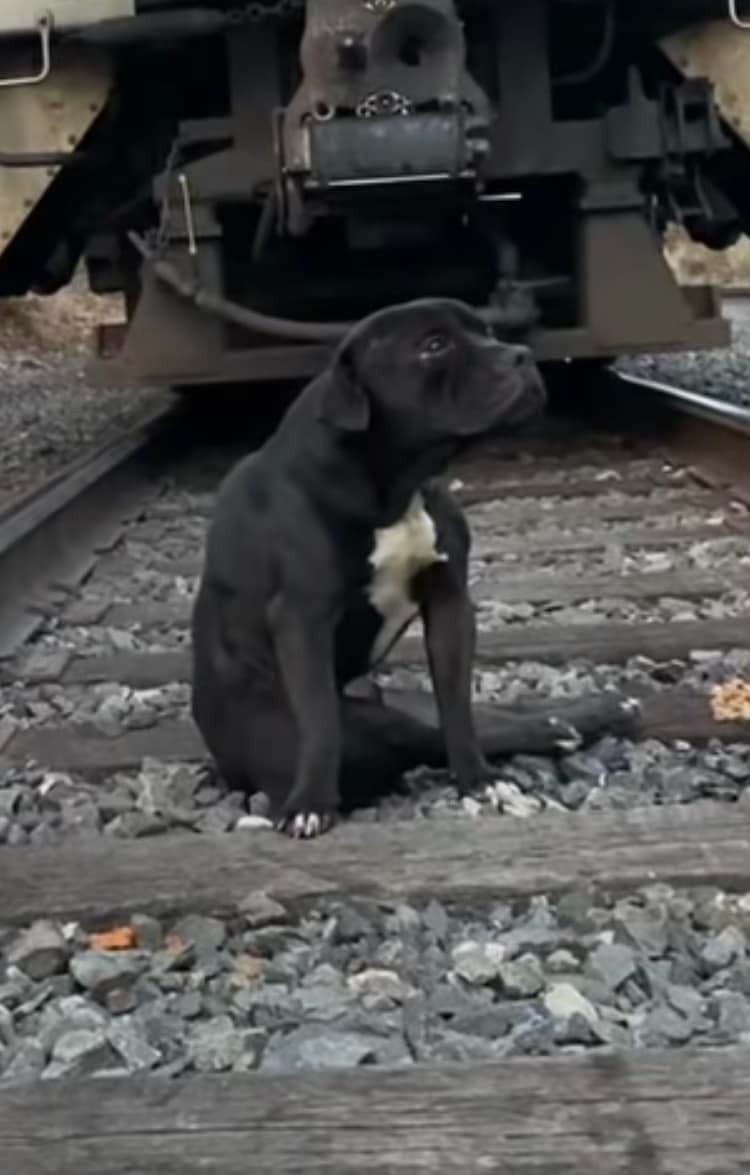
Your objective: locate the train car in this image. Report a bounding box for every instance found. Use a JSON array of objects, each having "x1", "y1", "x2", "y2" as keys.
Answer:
[{"x1": 1, "y1": 0, "x2": 750, "y2": 387}]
